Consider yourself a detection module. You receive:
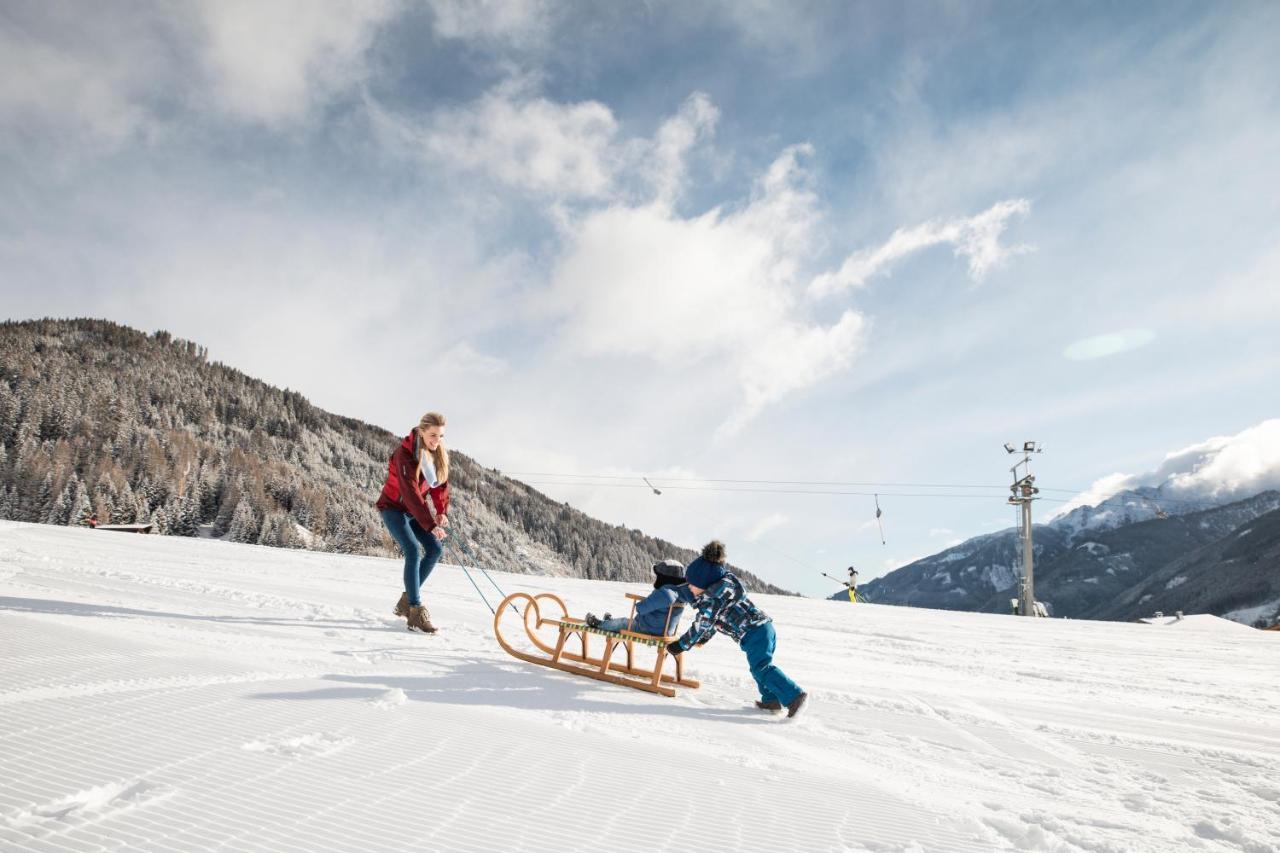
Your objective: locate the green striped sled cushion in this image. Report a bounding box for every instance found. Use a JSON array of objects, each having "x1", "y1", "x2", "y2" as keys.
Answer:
[{"x1": 559, "y1": 621, "x2": 668, "y2": 647}]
